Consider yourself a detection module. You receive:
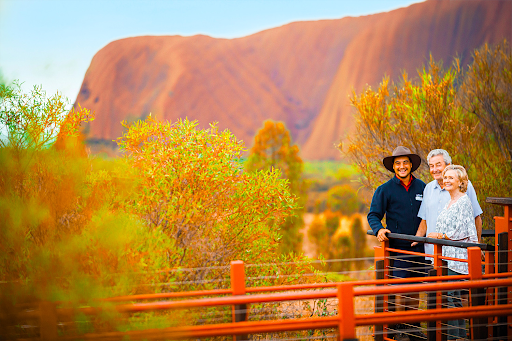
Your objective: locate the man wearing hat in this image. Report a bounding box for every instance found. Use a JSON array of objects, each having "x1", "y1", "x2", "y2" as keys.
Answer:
[{"x1": 367, "y1": 146, "x2": 427, "y2": 341}]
